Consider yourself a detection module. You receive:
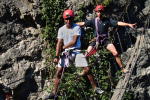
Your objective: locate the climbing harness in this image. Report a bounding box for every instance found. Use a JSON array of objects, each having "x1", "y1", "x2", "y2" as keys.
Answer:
[
  {"x1": 95, "y1": 17, "x2": 108, "y2": 46},
  {"x1": 85, "y1": 17, "x2": 109, "y2": 57}
]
